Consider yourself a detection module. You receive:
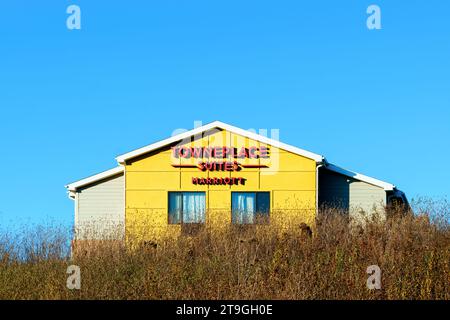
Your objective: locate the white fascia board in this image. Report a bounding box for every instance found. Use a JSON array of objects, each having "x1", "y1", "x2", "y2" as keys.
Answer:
[
  {"x1": 115, "y1": 120, "x2": 325, "y2": 164},
  {"x1": 68, "y1": 190, "x2": 76, "y2": 200},
  {"x1": 326, "y1": 163, "x2": 395, "y2": 191},
  {"x1": 65, "y1": 166, "x2": 124, "y2": 192}
]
